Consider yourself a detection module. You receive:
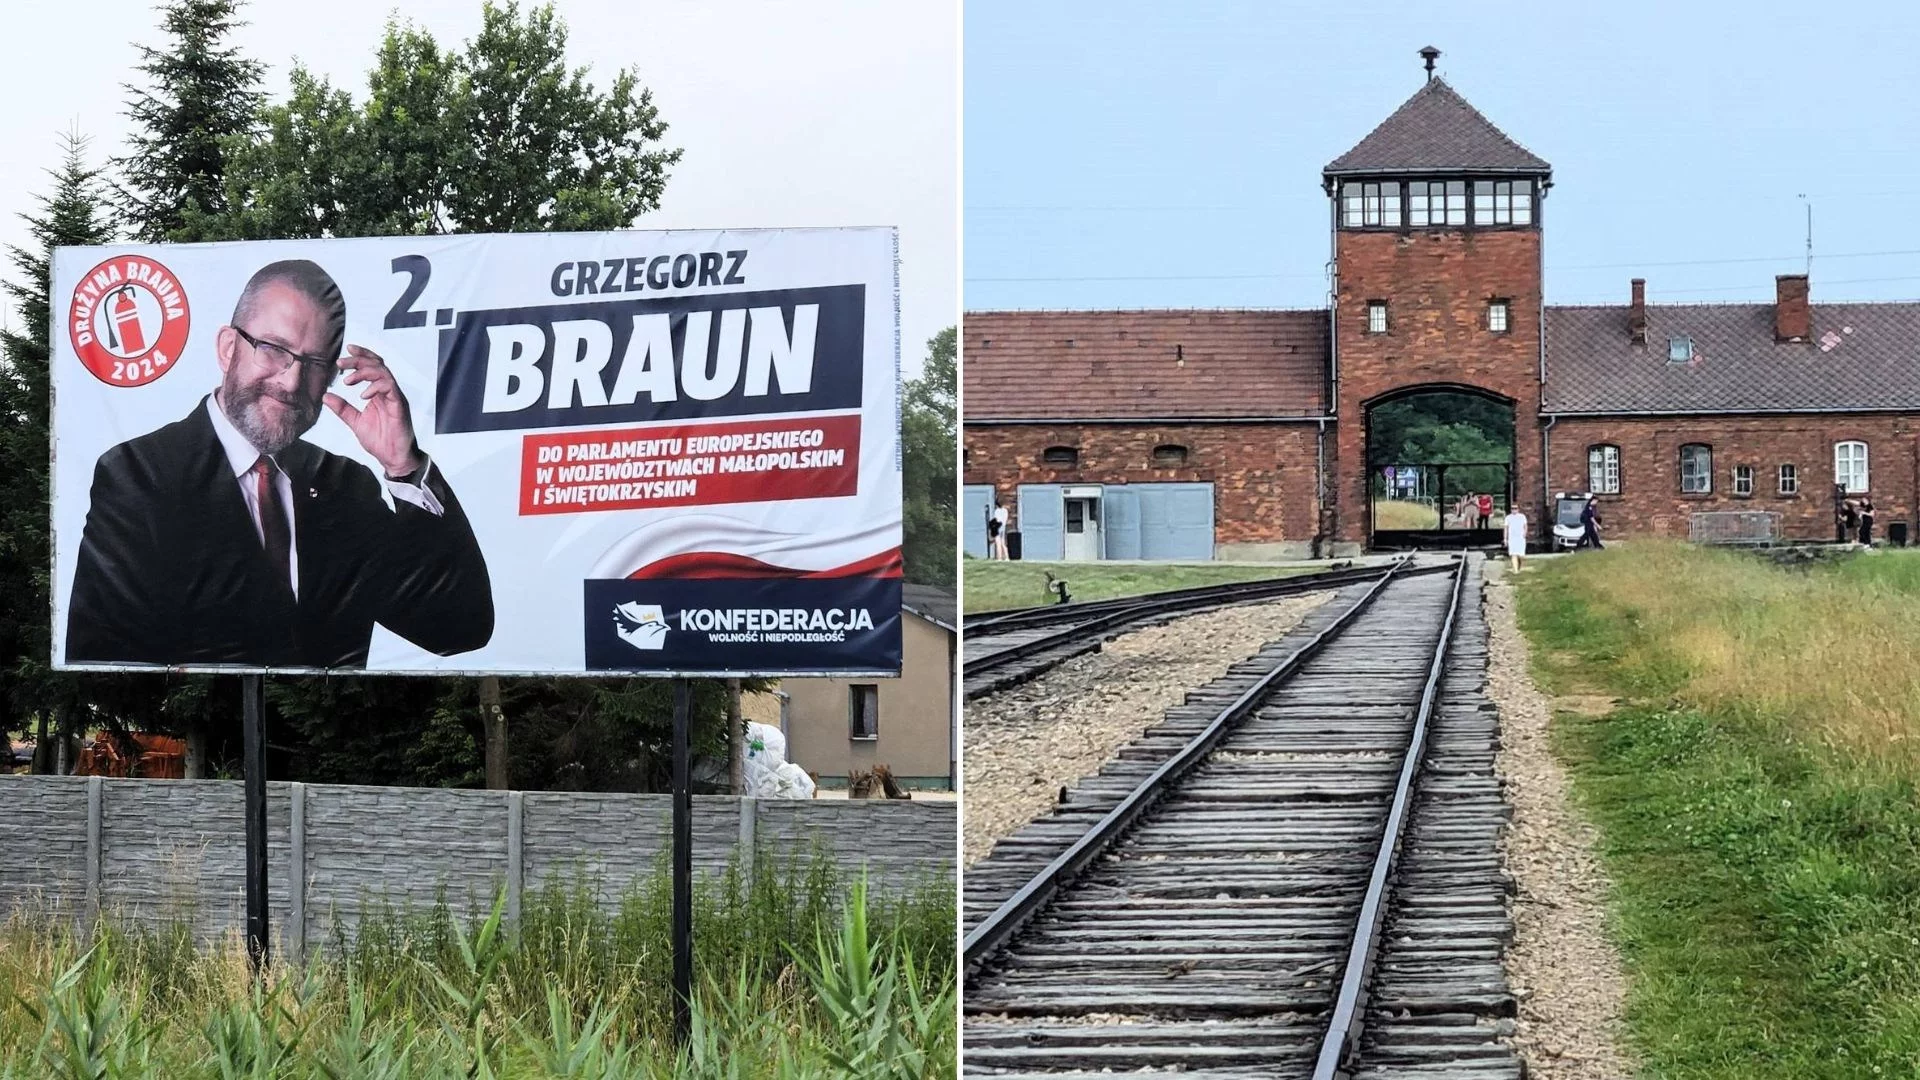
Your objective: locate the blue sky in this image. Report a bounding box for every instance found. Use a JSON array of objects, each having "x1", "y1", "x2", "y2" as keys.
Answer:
[{"x1": 965, "y1": 1, "x2": 1920, "y2": 311}]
